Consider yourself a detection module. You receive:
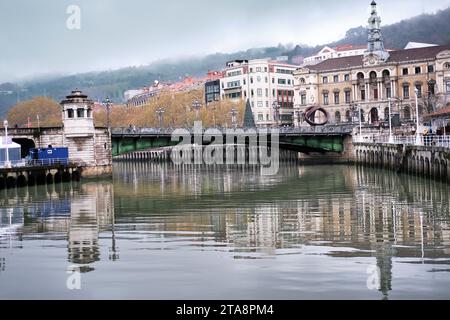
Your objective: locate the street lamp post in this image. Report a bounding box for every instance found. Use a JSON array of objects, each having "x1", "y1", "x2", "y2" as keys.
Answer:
[
  {"x1": 230, "y1": 108, "x2": 238, "y2": 129},
  {"x1": 103, "y1": 97, "x2": 112, "y2": 132},
  {"x1": 3, "y1": 120, "x2": 10, "y2": 168},
  {"x1": 156, "y1": 107, "x2": 165, "y2": 129},
  {"x1": 415, "y1": 87, "x2": 421, "y2": 145},
  {"x1": 230, "y1": 108, "x2": 237, "y2": 129},
  {"x1": 192, "y1": 99, "x2": 202, "y2": 122},
  {"x1": 388, "y1": 98, "x2": 393, "y2": 143},
  {"x1": 272, "y1": 101, "x2": 280, "y2": 127}
]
